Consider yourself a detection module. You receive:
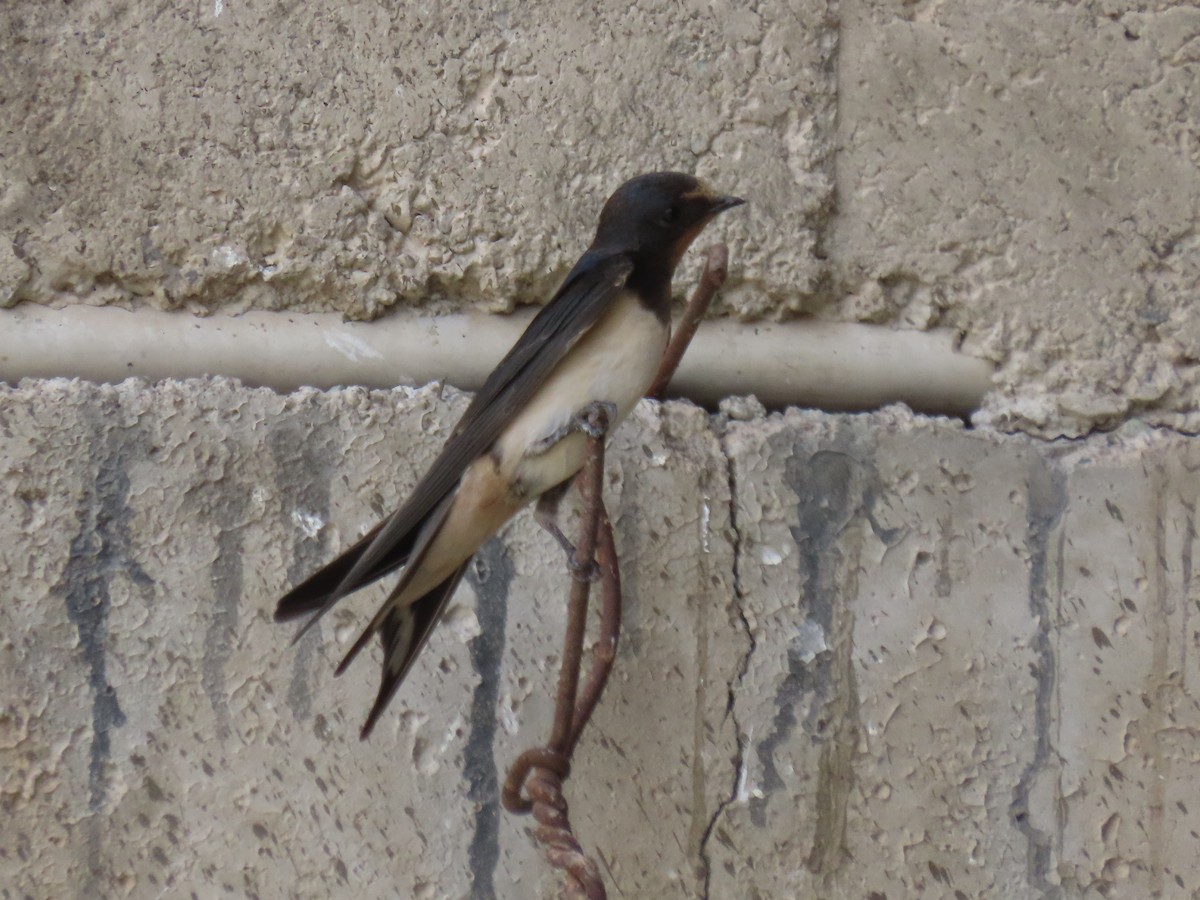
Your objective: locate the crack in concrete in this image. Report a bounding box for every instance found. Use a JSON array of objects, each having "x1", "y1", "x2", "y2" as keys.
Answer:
[{"x1": 697, "y1": 423, "x2": 757, "y2": 900}]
